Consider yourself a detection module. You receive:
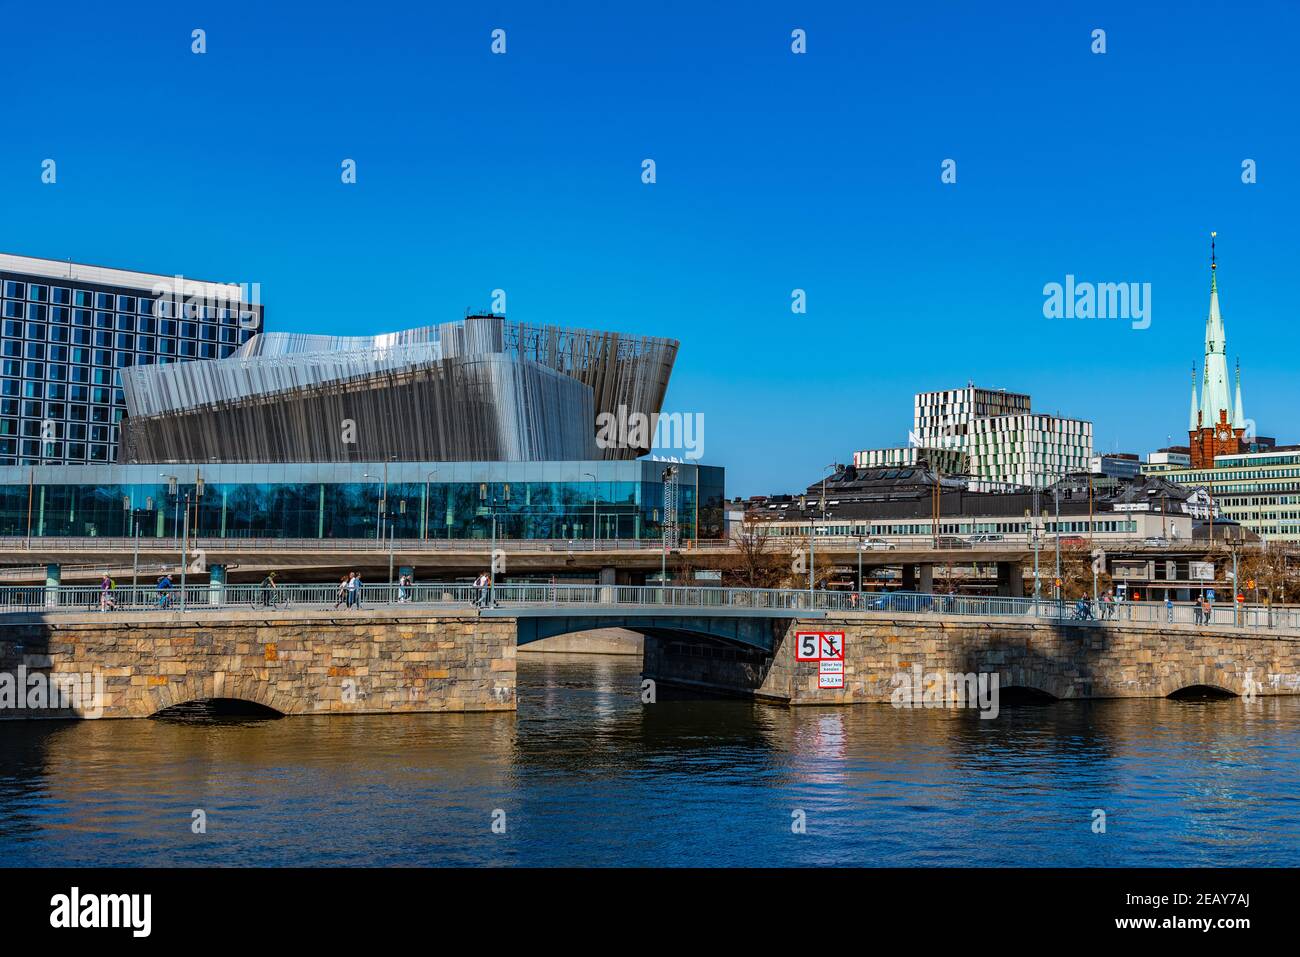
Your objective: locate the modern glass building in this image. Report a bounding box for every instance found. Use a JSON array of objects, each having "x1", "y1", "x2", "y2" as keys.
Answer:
[
  {"x1": 0, "y1": 460, "x2": 725, "y2": 542},
  {"x1": 0, "y1": 254, "x2": 263, "y2": 466},
  {"x1": 0, "y1": 284, "x2": 723, "y2": 543}
]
